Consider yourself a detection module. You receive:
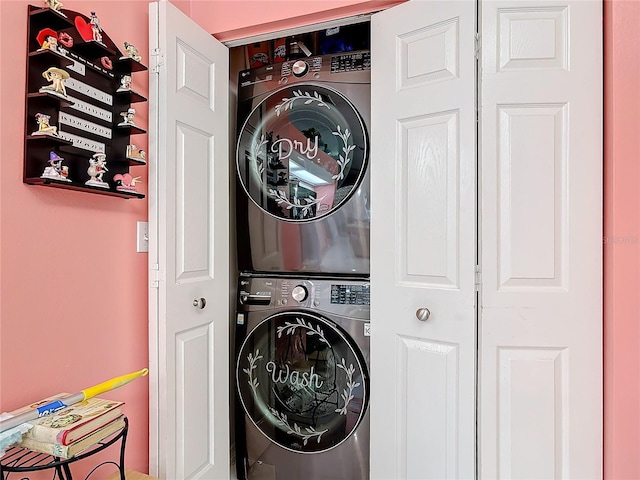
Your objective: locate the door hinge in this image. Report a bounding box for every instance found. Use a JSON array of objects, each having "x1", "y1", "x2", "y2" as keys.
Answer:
[
  {"x1": 151, "y1": 48, "x2": 165, "y2": 74},
  {"x1": 475, "y1": 265, "x2": 481, "y2": 292},
  {"x1": 474, "y1": 32, "x2": 481, "y2": 60},
  {"x1": 150, "y1": 263, "x2": 160, "y2": 289}
]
